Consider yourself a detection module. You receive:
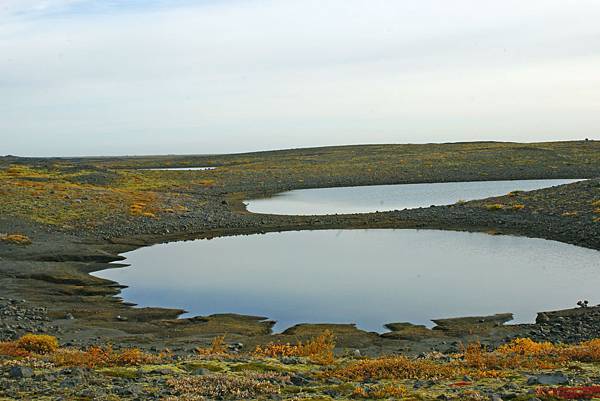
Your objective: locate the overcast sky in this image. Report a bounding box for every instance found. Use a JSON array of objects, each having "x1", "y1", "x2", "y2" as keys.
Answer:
[{"x1": 1, "y1": 0, "x2": 599, "y2": 156}]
